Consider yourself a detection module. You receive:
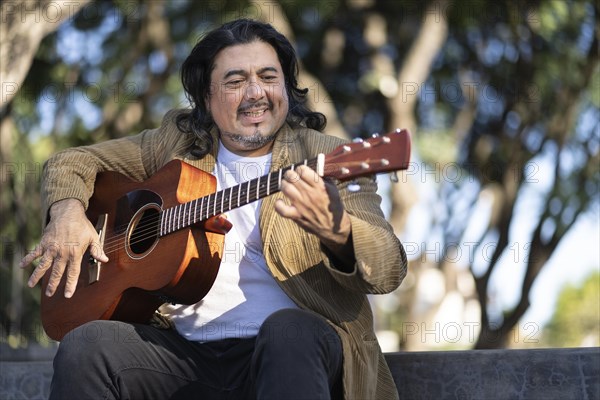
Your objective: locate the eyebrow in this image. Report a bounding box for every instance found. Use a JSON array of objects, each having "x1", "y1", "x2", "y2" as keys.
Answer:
[{"x1": 223, "y1": 66, "x2": 280, "y2": 79}]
